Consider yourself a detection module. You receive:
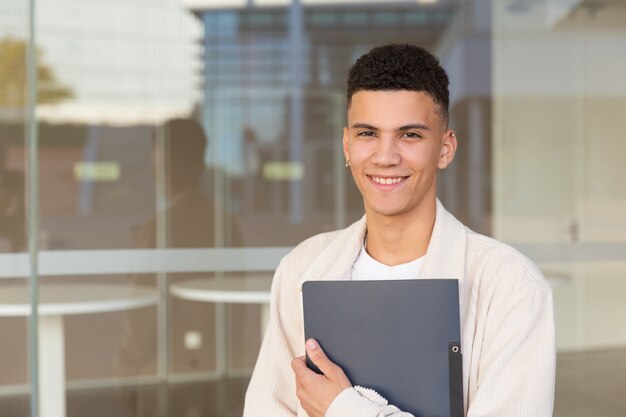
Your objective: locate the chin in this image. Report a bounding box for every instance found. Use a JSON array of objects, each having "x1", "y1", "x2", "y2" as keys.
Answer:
[{"x1": 369, "y1": 204, "x2": 410, "y2": 218}]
